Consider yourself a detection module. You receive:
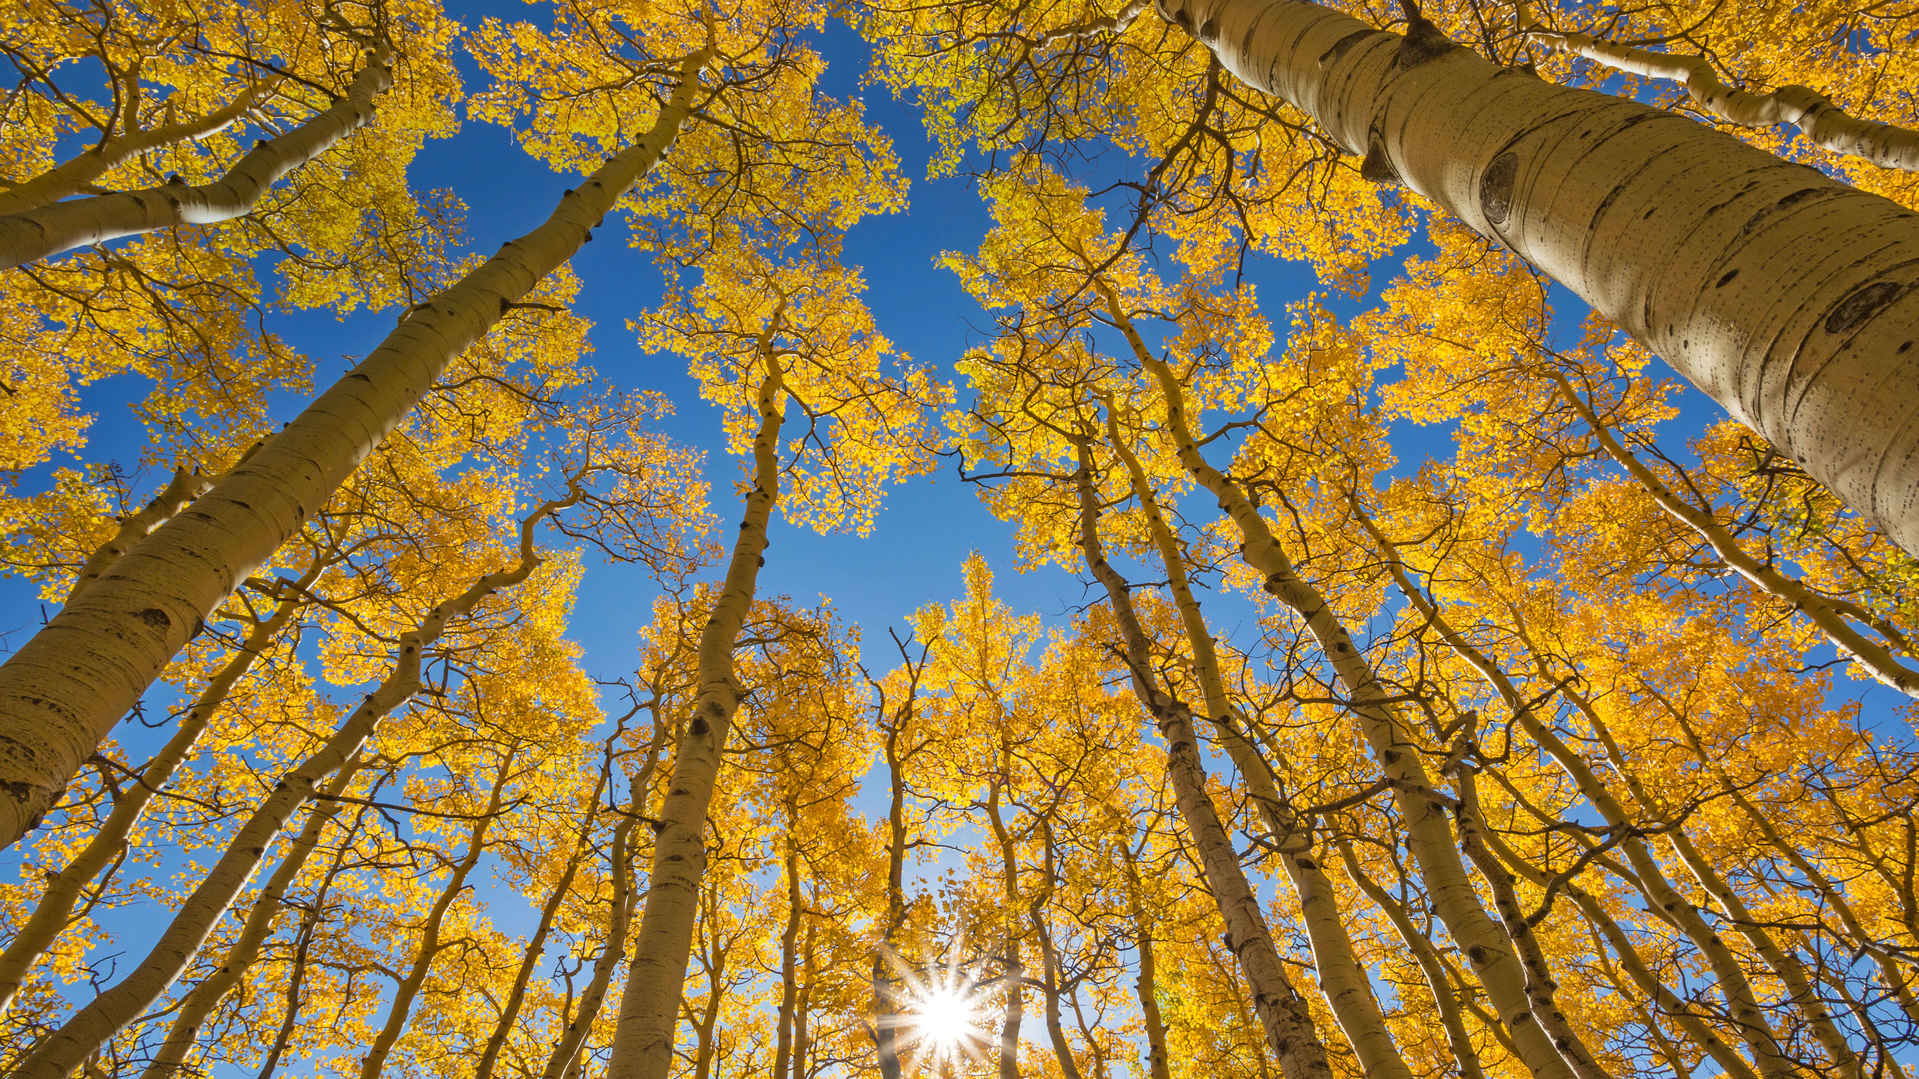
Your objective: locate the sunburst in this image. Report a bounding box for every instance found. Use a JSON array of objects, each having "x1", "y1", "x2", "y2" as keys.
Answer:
[{"x1": 879, "y1": 940, "x2": 993, "y2": 1074}]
